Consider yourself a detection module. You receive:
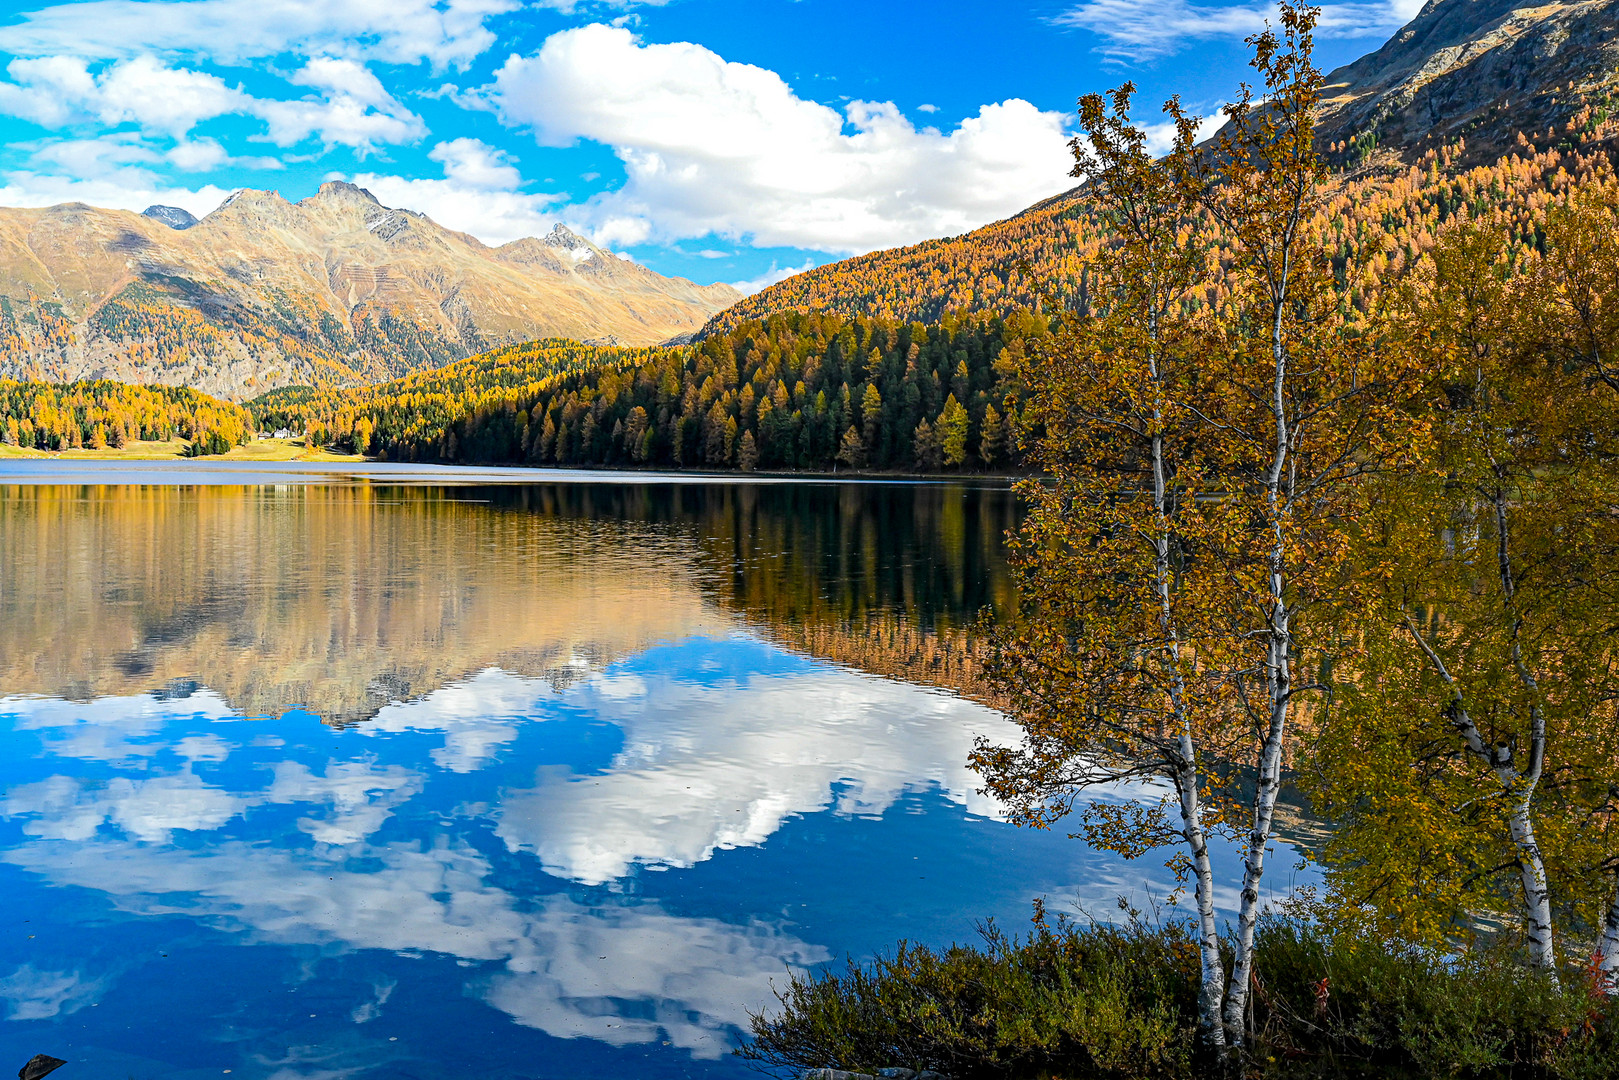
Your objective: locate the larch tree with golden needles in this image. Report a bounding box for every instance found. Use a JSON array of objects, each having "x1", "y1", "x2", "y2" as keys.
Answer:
[{"x1": 975, "y1": 2, "x2": 1413, "y2": 1053}]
